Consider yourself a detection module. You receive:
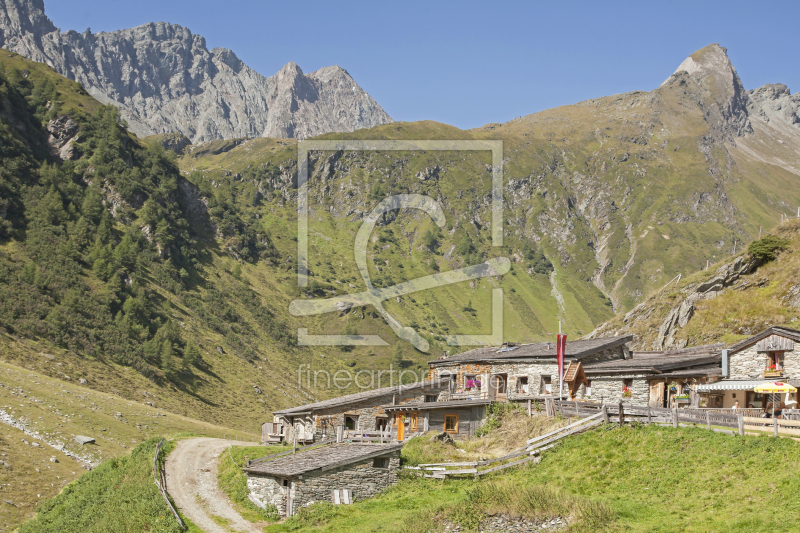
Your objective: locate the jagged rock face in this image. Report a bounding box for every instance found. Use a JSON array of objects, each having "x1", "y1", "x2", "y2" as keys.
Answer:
[
  {"x1": 0, "y1": 0, "x2": 392, "y2": 142},
  {"x1": 661, "y1": 44, "x2": 751, "y2": 143},
  {"x1": 748, "y1": 84, "x2": 800, "y2": 129}
]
